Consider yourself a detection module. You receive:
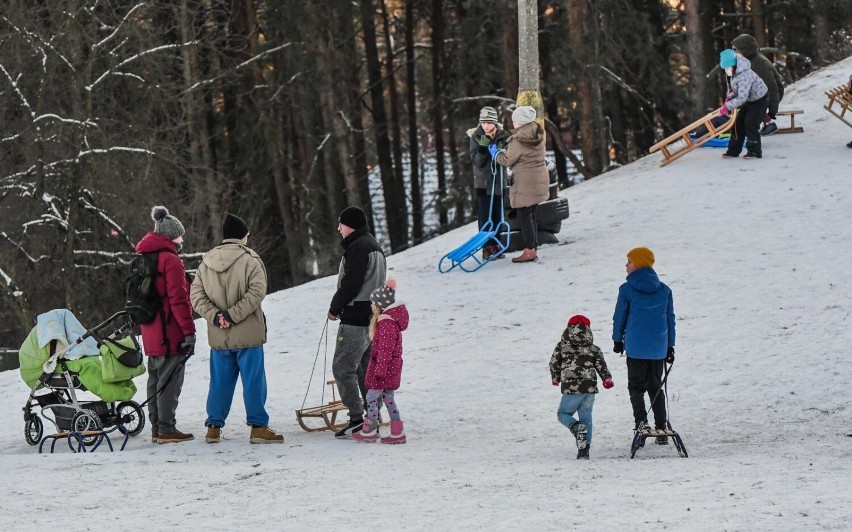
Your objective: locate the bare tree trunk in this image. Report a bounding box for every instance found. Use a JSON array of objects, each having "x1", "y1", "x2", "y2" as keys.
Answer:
[
  {"x1": 751, "y1": 0, "x2": 766, "y2": 47},
  {"x1": 180, "y1": 1, "x2": 221, "y2": 241},
  {"x1": 567, "y1": 0, "x2": 605, "y2": 176},
  {"x1": 686, "y1": 0, "x2": 717, "y2": 117},
  {"x1": 360, "y1": 0, "x2": 408, "y2": 250},
  {"x1": 380, "y1": 1, "x2": 407, "y2": 241},
  {"x1": 405, "y1": 2, "x2": 423, "y2": 243},
  {"x1": 812, "y1": 0, "x2": 828, "y2": 64},
  {"x1": 431, "y1": 0, "x2": 448, "y2": 228},
  {"x1": 516, "y1": 0, "x2": 543, "y2": 118}
]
